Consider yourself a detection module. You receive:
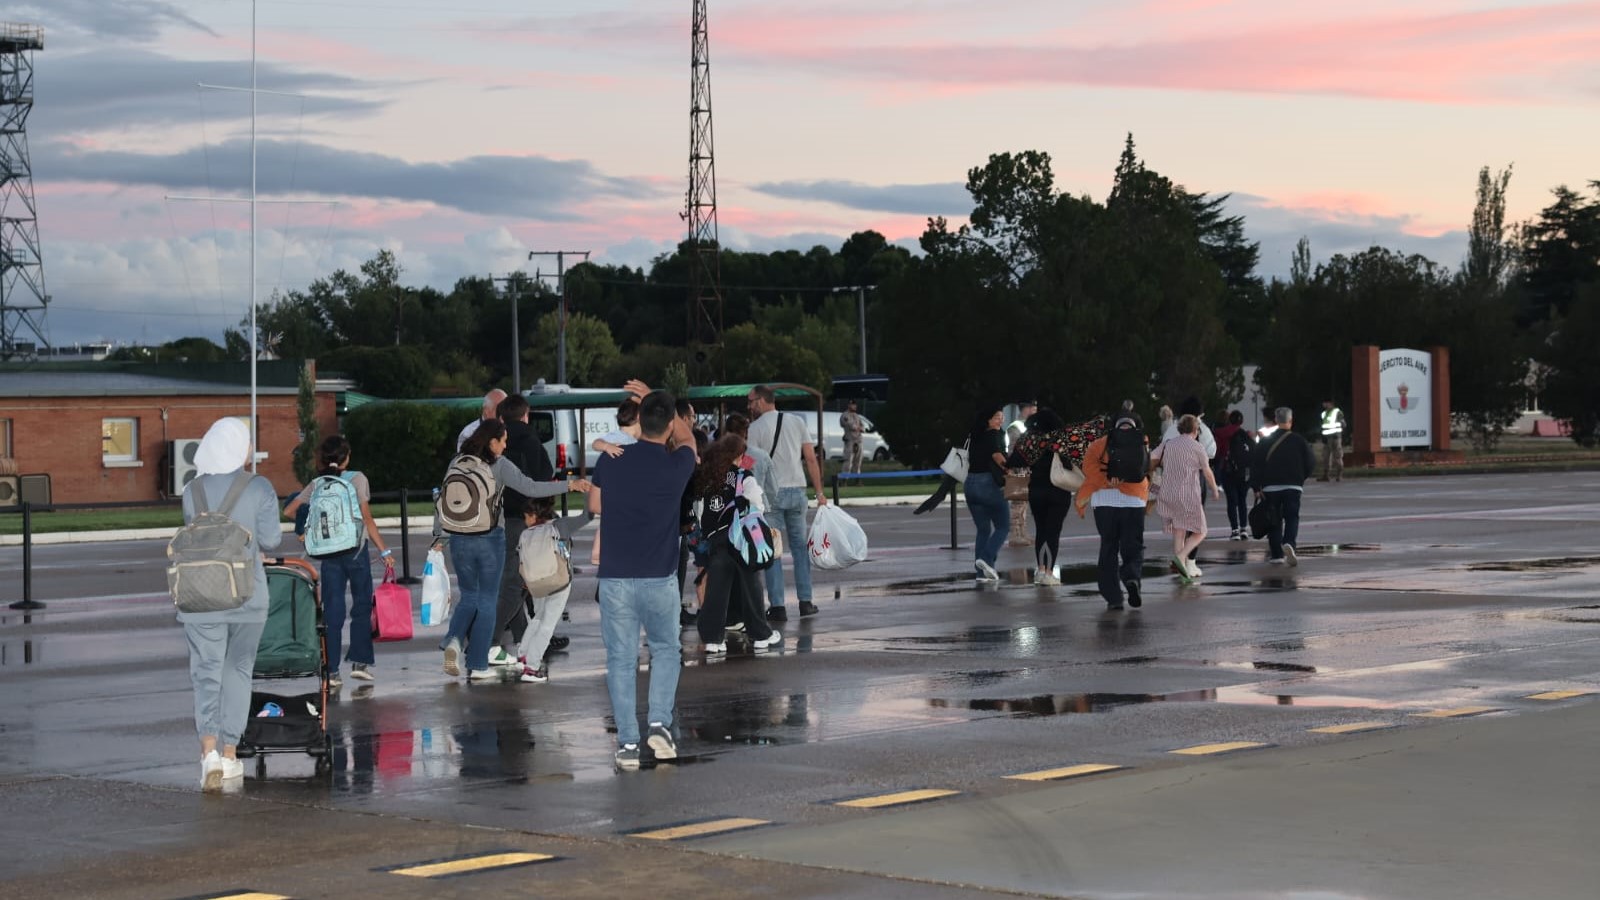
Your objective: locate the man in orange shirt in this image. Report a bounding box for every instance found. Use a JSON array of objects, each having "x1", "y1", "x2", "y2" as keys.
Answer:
[{"x1": 1076, "y1": 410, "x2": 1151, "y2": 610}]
